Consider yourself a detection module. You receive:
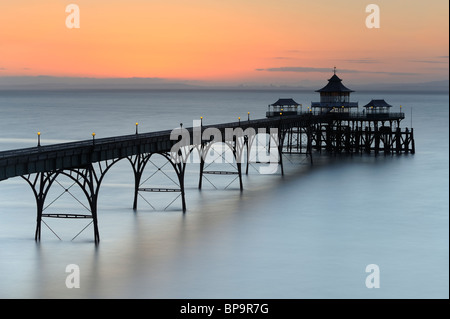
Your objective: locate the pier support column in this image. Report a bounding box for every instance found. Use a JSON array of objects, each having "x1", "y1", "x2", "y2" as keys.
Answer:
[
  {"x1": 127, "y1": 153, "x2": 152, "y2": 210},
  {"x1": 233, "y1": 136, "x2": 244, "y2": 191},
  {"x1": 244, "y1": 135, "x2": 250, "y2": 175},
  {"x1": 274, "y1": 129, "x2": 286, "y2": 176},
  {"x1": 395, "y1": 127, "x2": 402, "y2": 154},
  {"x1": 374, "y1": 127, "x2": 380, "y2": 156},
  {"x1": 170, "y1": 150, "x2": 188, "y2": 213},
  {"x1": 198, "y1": 137, "x2": 244, "y2": 192},
  {"x1": 345, "y1": 126, "x2": 351, "y2": 153},
  {"x1": 325, "y1": 123, "x2": 333, "y2": 153},
  {"x1": 307, "y1": 125, "x2": 314, "y2": 165},
  {"x1": 356, "y1": 127, "x2": 362, "y2": 154},
  {"x1": 59, "y1": 161, "x2": 119, "y2": 243},
  {"x1": 315, "y1": 124, "x2": 322, "y2": 152},
  {"x1": 129, "y1": 152, "x2": 187, "y2": 213},
  {"x1": 22, "y1": 159, "x2": 118, "y2": 243},
  {"x1": 364, "y1": 127, "x2": 371, "y2": 153},
  {"x1": 404, "y1": 128, "x2": 412, "y2": 154},
  {"x1": 22, "y1": 172, "x2": 59, "y2": 241},
  {"x1": 198, "y1": 143, "x2": 206, "y2": 189},
  {"x1": 410, "y1": 128, "x2": 415, "y2": 154}
]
